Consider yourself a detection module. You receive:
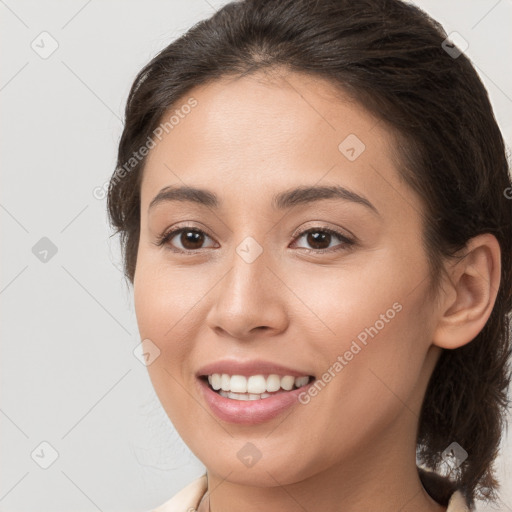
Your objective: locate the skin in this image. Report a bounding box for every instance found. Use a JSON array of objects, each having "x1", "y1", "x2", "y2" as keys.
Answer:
[{"x1": 133, "y1": 69, "x2": 501, "y2": 512}]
